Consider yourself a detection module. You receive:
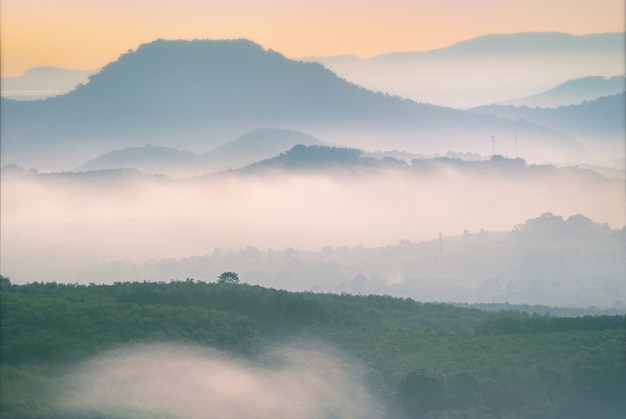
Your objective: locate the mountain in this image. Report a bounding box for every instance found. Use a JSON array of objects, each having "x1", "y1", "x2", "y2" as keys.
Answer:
[
  {"x1": 303, "y1": 32, "x2": 625, "y2": 108},
  {"x1": 1, "y1": 66, "x2": 97, "y2": 100},
  {"x1": 232, "y1": 143, "x2": 420, "y2": 174},
  {"x1": 235, "y1": 144, "x2": 618, "y2": 179},
  {"x1": 203, "y1": 128, "x2": 325, "y2": 172},
  {"x1": 1, "y1": 39, "x2": 590, "y2": 171},
  {"x1": 75, "y1": 128, "x2": 326, "y2": 175},
  {"x1": 500, "y1": 75, "x2": 625, "y2": 108},
  {"x1": 470, "y1": 93, "x2": 626, "y2": 161},
  {"x1": 235, "y1": 144, "x2": 403, "y2": 173},
  {"x1": 76, "y1": 144, "x2": 201, "y2": 174}
]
